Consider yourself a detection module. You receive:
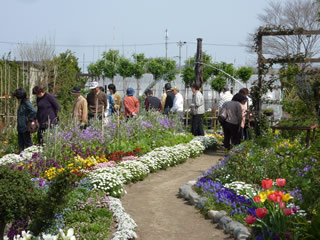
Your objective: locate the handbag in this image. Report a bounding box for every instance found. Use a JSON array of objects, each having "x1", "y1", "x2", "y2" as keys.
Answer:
[
  {"x1": 27, "y1": 119, "x2": 39, "y2": 133},
  {"x1": 218, "y1": 108, "x2": 228, "y2": 123},
  {"x1": 190, "y1": 106, "x2": 198, "y2": 115}
]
